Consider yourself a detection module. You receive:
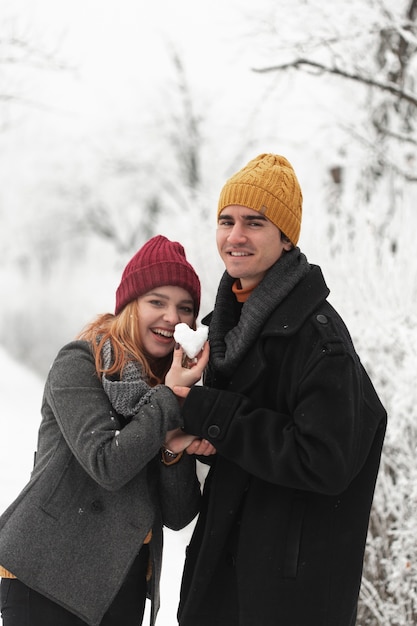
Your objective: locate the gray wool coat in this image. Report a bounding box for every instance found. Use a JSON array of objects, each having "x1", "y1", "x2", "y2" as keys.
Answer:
[{"x1": 0, "y1": 341, "x2": 201, "y2": 626}]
